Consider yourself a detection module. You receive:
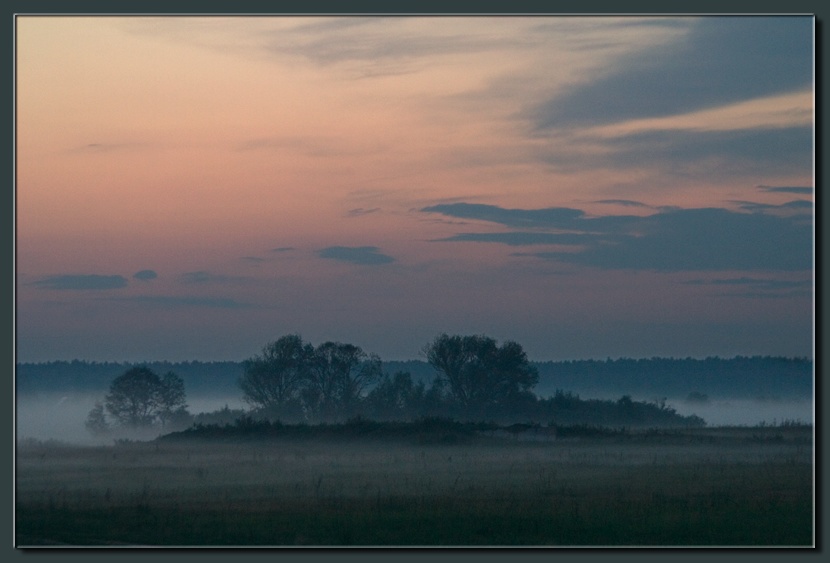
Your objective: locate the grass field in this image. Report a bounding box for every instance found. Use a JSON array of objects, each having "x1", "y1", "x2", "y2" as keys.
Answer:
[{"x1": 15, "y1": 426, "x2": 813, "y2": 547}]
